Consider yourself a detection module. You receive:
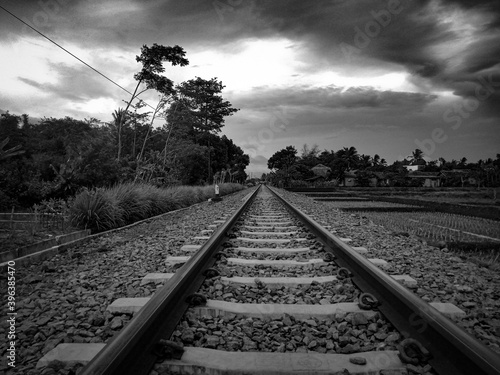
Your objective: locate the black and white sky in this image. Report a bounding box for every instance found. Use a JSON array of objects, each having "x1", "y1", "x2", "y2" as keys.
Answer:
[{"x1": 1, "y1": 0, "x2": 499, "y2": 174}]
